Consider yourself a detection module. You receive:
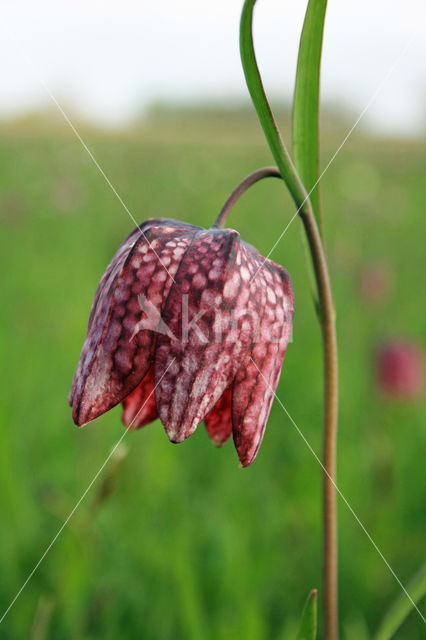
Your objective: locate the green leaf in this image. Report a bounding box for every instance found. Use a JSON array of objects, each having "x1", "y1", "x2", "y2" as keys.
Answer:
[
  {"x1": 373, "y1": 563, "x2": 426, "y2": 640},
  {"x1": 240, "y1": 0, "x2": 309, "y2": 215},
  {"x1": 293, "y1": 0, "x2": 328, "y2": 233},
  {"x1": 296, "y1": 589, "x2": 318, "y2": 640}
]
